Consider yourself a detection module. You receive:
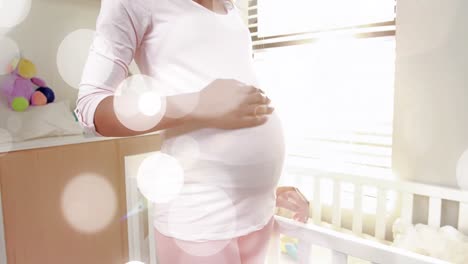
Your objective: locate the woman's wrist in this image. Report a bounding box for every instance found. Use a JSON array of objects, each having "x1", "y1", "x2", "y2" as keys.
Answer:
[{"x1": 168, "y1": 91, "x2": 210, "y2": 128}]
